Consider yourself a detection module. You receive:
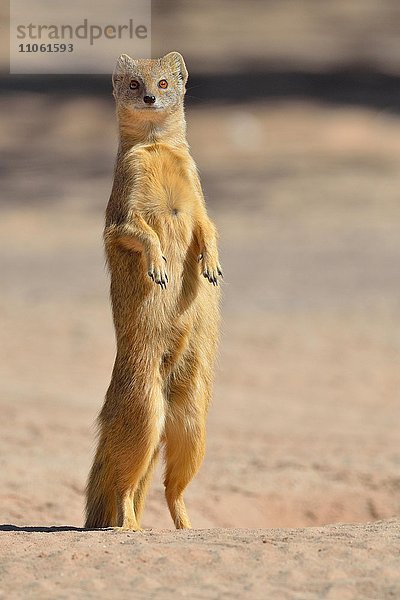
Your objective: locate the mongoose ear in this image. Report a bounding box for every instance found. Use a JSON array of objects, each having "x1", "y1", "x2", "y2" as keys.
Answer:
[
  {"x1": 162, "y1": 51, "x2": 188, "y2": 86},
  {"x1": 112, "y1": 53, "x2": 136, "y2": 89}
]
